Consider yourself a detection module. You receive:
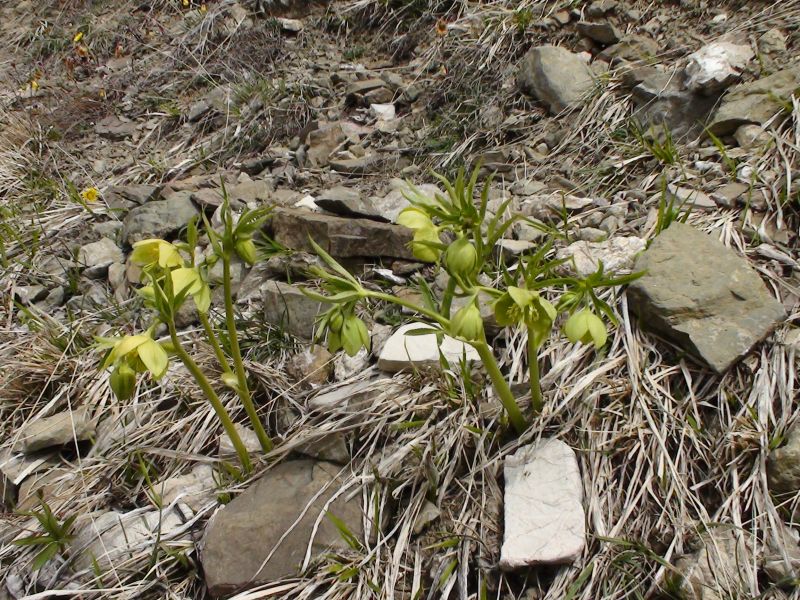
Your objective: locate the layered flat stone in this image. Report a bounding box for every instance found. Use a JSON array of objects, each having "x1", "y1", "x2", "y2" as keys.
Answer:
[{"x1": 628, "y1": 222, "x2": 785, "y2": 372}]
